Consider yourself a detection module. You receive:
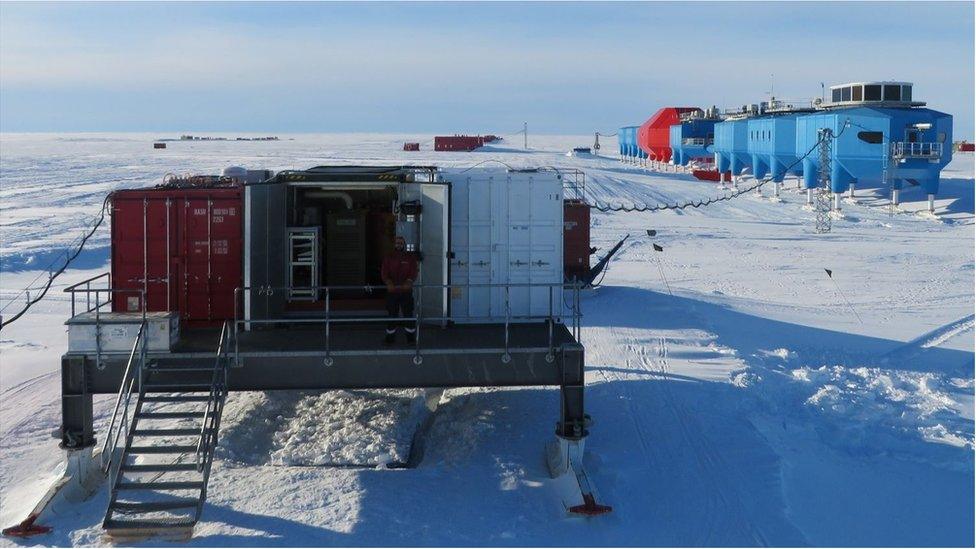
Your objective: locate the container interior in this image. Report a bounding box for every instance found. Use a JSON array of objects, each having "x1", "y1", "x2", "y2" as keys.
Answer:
[{"x1": 284, "y1": 185, "x2": 399, "y2": 315}]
